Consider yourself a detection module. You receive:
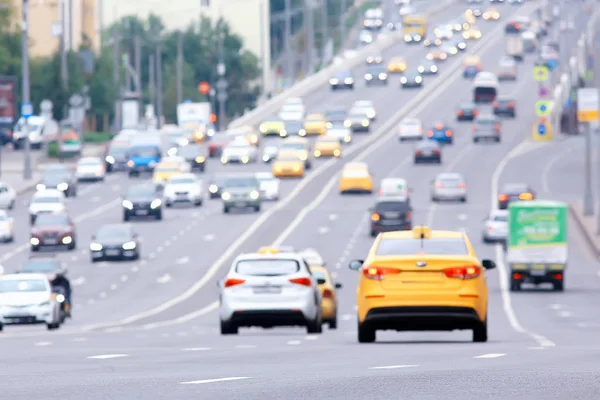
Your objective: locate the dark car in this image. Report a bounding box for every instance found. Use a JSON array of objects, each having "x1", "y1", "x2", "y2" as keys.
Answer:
[
  {"x1": 401, "y1": 71, "x2": 423, "y2": 88},
  {"x1": 284, "y1": 120, "x2": 305, "y2": 136},
  {"x1": 364, "y1": 65, "x2": 388, "y2": 85},
  {"x1": 325, "y1": 108, "x2": 348, "y2": 128},
  {"x1": 456, "y1": 102, "x2": 478, "y2": 121},
  {"x1": 37, "y1": 165, "x2": 77, "y2": 197},
  {"x1": 208, "y1": 174, "x2": 228, "y2": 199},
  {"x1": 0, "y1": 127, "x2": 12, "y2": 146},
  {"x1": 414, "y1": 140, "x2": 442, "y2": 164},
  {"x1": 90, "y1": 224, "x2": 140, "y2": 263},
  {"x1": 365, "y1": 53, "x2": 383, "y2": 65},
  {"x1": 493, "y1": 98, "x2": 516, "y2": 117},
  {"x1": 497, "y1": 183, "x2": 535, "y2": 209},
  {"x1": 122, "y1": 184, "x2": 162, "y2": 221},
  {"x1": 417, "y1": 59, "x2": 439, "y2": 75},
  {"x1": 17, "y1": 255, "x2": 67, "y2": 280},
  {"x1": 104, "y1": 141, "x2": 129, "y2": 172},
  {"x1": 369, "y1": 198, "x2": 412, "y2": 236},
  {"x1": 473, "y1": 114, "x2": 501, "y2": 143},
  {"x1": 30, "y1": 213, "x2": 76, "y2": 251},
  {"x1": 176, "y1": 144, "x2": 207, "y2": 172},
  {"x1": 329, "y1": 71, "x2": 354, "y2": 90}
]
